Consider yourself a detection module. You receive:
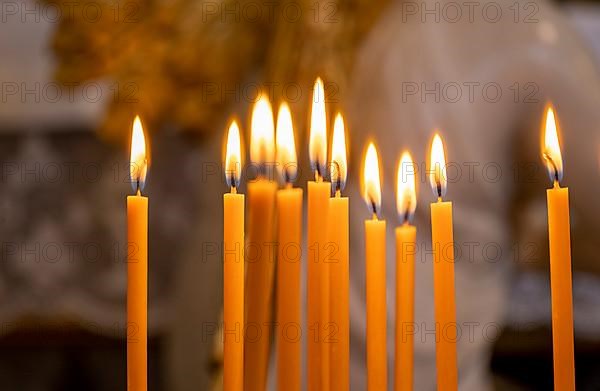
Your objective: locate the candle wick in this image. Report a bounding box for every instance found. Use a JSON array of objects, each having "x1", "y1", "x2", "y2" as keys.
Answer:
[
  {"x1": 403, "y1": 208, "x2": 410, "y2": 225},
  {"x1": 332, "y1": 161, "x2": 342, "y2": 194},
  {"x1": 315, "y1": 160, "x2": 327, "y2": 182},
  {"x1": 436, "y1": 182, "x2": 442, "y2": 199},
  {"x1": 284, "y1": 169, "x2": 294, "y2": 187},
  {"x1": 231, "y1": 184, "x2": 237, "y2": 194},
  {"x1": 370, "y1": 199, "x2": 378, "y2": 219},
  {"x1": 335, "y1": 189, "x2": 341, "y2": 198},
  {"x1": 228, "y1": 172, "x2": 238, "y2": 190},
  {"x1": 544, "y1": 152, "x2": 561, "y2": 185}
]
